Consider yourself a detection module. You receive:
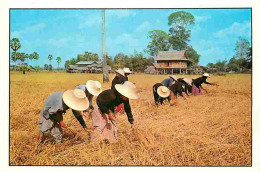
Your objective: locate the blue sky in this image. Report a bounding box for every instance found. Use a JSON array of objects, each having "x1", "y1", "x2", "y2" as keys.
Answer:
[{"x1": 10, "y1": 9, "x2": 251, "y2": 67}]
